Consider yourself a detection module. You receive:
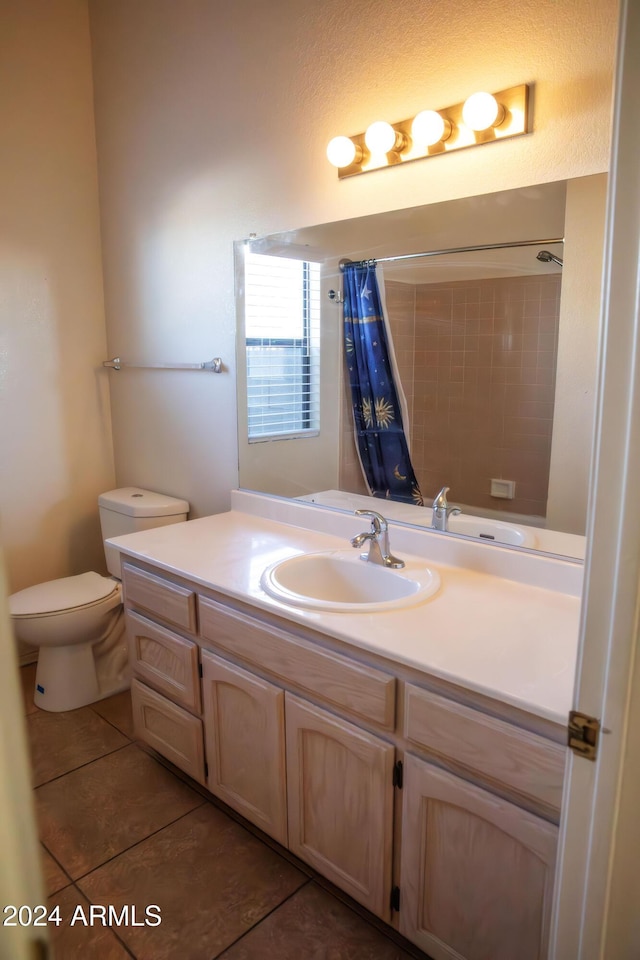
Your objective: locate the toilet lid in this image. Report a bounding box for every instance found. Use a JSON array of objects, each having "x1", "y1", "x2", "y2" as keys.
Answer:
[{"x1": 10, "y1": 572, "x2": 120, "y2": 617}]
